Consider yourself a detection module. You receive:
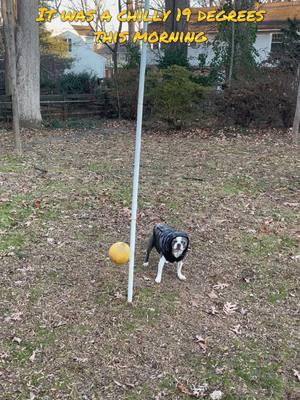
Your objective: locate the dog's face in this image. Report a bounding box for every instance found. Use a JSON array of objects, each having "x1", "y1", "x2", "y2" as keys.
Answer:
[{"x1": 171, "y1": 236, "x2": 188, "y2": 258}]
